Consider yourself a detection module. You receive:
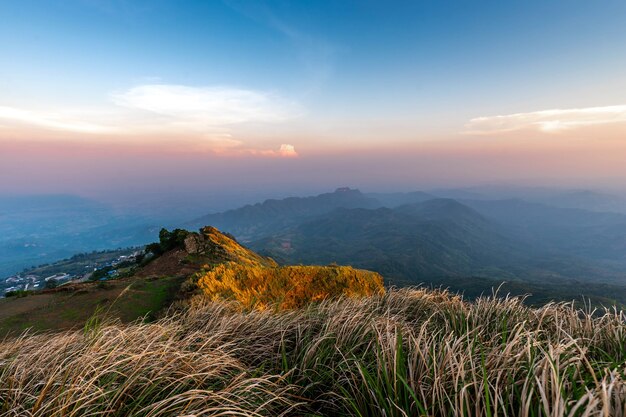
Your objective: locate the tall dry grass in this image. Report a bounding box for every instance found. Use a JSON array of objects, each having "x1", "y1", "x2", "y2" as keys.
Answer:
[{"x1": 1, "y1": 287, "x2": 625, "y2": 416}]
